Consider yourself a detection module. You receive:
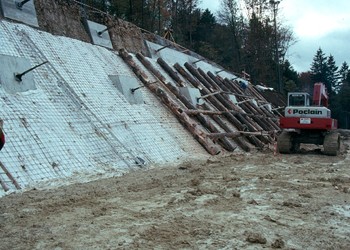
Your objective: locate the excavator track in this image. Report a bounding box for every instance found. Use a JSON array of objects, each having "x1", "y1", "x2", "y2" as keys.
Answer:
[
  {"x1": 323, "y1": 131, "x2": 340, "y2": 156},
  {"x1": 277, "y1": 131, "x2": 292, "y2": 154}
]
